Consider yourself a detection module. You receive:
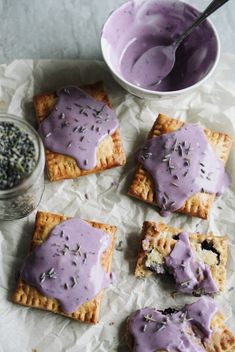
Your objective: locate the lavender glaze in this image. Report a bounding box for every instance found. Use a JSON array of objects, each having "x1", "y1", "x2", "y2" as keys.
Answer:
[
  {"x1": 128, "y1": 297, "x2": 217, "y2": 352},
  {"x1": 138, "y1": 124, "x2": 229, "y2": 216},
  {"x1": 102, "y1": 0, "x2": 218, "y2": 91},
  {"x1": 21, "y1": 218, "x2": 112, "y2": 314},
  {"x1": 39, "y1": 87, "x2": 119, "y2": 170},
  {"x1": 165, "y1": 232, "x2": 218, "y2": 294}
]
